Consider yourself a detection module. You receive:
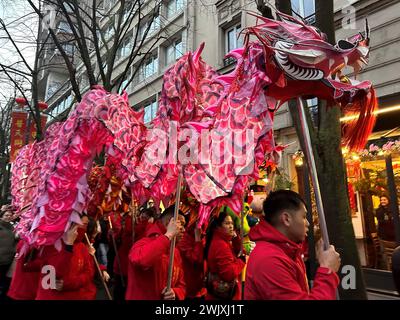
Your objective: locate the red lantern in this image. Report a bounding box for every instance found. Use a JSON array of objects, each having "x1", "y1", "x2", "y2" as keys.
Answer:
[
  {"x1": 15, "y1": 97, "x2": 27, "y2": 107},
  {"x1": 38, "y1": 102, "x2": 48, "y2": 110}
]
